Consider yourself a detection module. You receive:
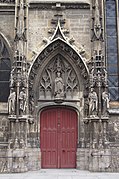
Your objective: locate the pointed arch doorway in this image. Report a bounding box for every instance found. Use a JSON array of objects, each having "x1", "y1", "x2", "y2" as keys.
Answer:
[{"x1": 40, "y1": 107, "x2": 78, "y2": 168}]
